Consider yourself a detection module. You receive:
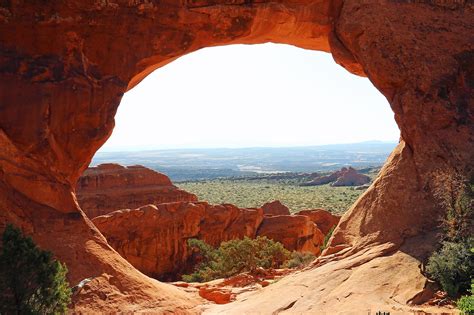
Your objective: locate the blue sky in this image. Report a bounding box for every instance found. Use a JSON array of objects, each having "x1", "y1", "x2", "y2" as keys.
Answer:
[{"x1": 100, "y1": 43, "x2": 399, "y2": 151}]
